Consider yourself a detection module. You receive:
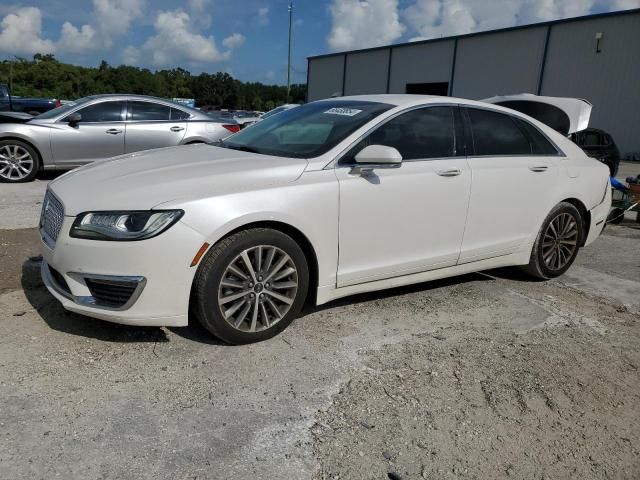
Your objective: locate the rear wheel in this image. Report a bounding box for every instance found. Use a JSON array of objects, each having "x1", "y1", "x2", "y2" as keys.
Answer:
[
  {"x1": 0, "y1": 139, "x2": 40, "y2": 183},
  {"x1": 522, "y1": 202, "x2": 583, "y2": 279},
  {"x1": 192, "y1": 228, "x2": 309, "y2": 344}
]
